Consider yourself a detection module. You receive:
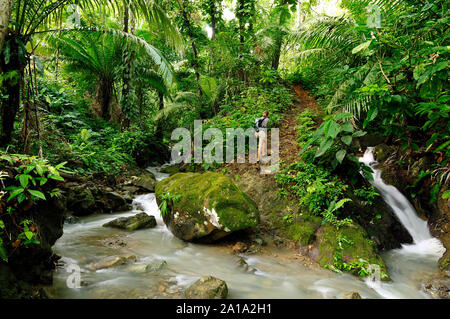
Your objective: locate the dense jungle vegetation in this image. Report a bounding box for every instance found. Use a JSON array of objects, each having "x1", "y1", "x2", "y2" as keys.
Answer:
[{"x1": 0, "y1": 0, "x2": 448, "y2": 288}]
